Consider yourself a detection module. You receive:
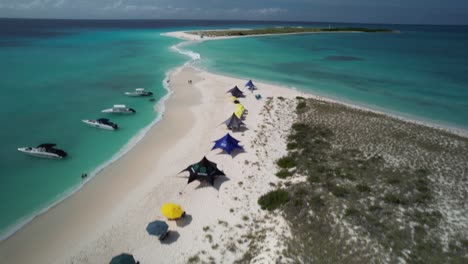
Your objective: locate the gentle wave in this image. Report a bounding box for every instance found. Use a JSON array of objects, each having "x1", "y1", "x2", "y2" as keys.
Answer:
[{"x1": 171, "y1": 41, "x2": 201, "y2": 61}]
